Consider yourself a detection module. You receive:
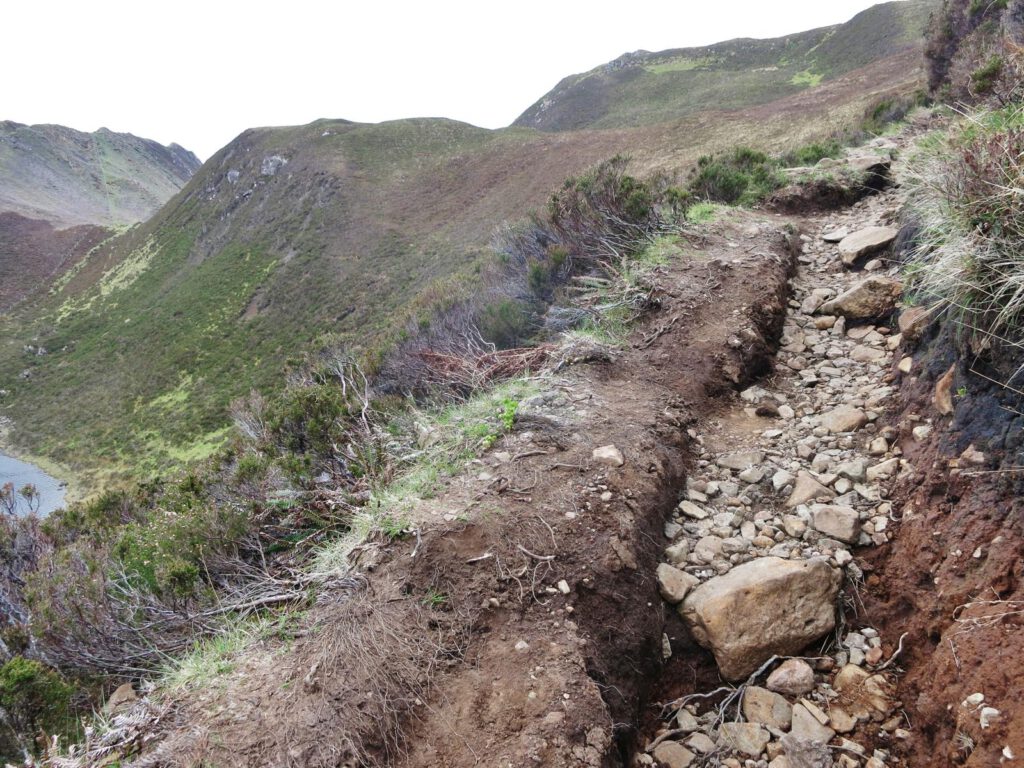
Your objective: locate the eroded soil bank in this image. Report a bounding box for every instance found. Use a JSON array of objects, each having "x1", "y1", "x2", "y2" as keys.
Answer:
[{"x1": 125, "y1": 211, "x2": 797, "y2": 767}]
